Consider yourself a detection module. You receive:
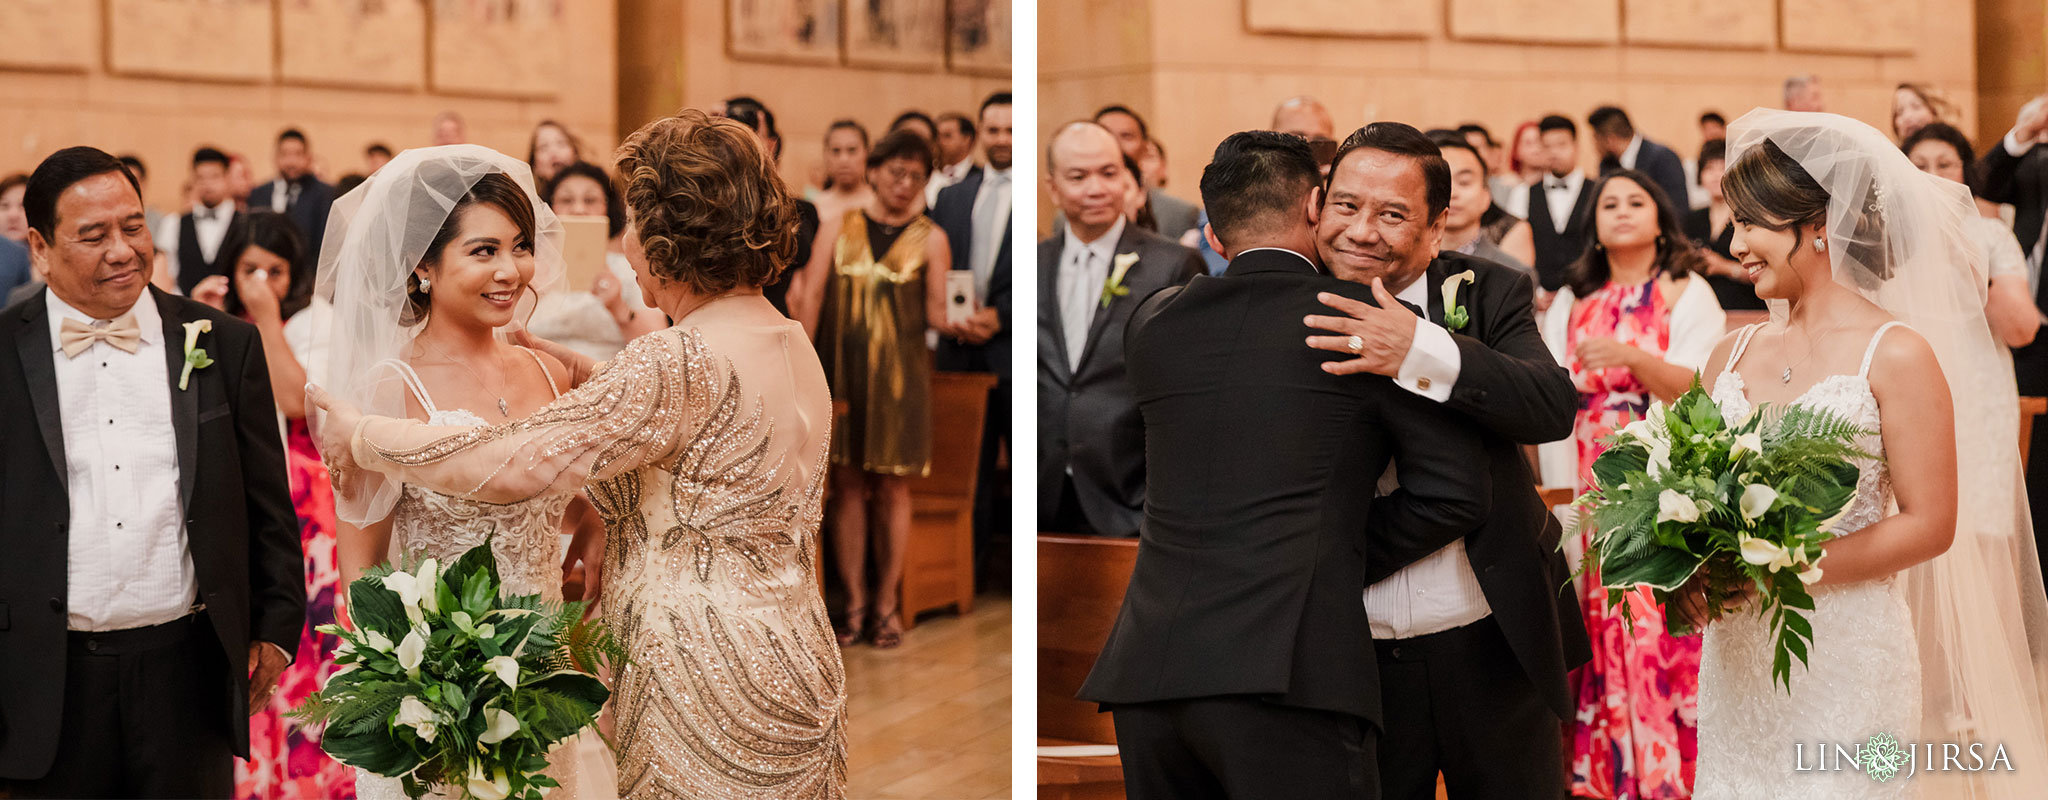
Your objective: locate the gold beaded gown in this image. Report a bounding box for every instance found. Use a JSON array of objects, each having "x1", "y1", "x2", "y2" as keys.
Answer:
[
  {"x1": 345, "y1": 296, "x2": 848, "y2": 799},
  {"x1": 815, "y1": 209, "x2": 933, "y2": 477}
]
